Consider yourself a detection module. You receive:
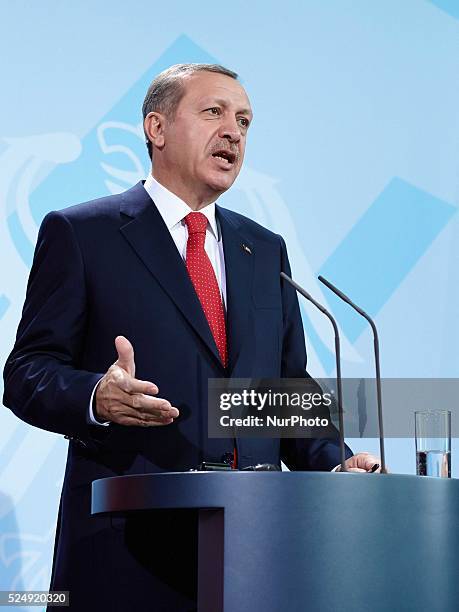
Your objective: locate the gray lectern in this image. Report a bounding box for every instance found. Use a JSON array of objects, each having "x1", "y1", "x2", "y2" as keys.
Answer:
[{"x1": 92, "y1": 472, "x2": 459, "y2": 612}]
